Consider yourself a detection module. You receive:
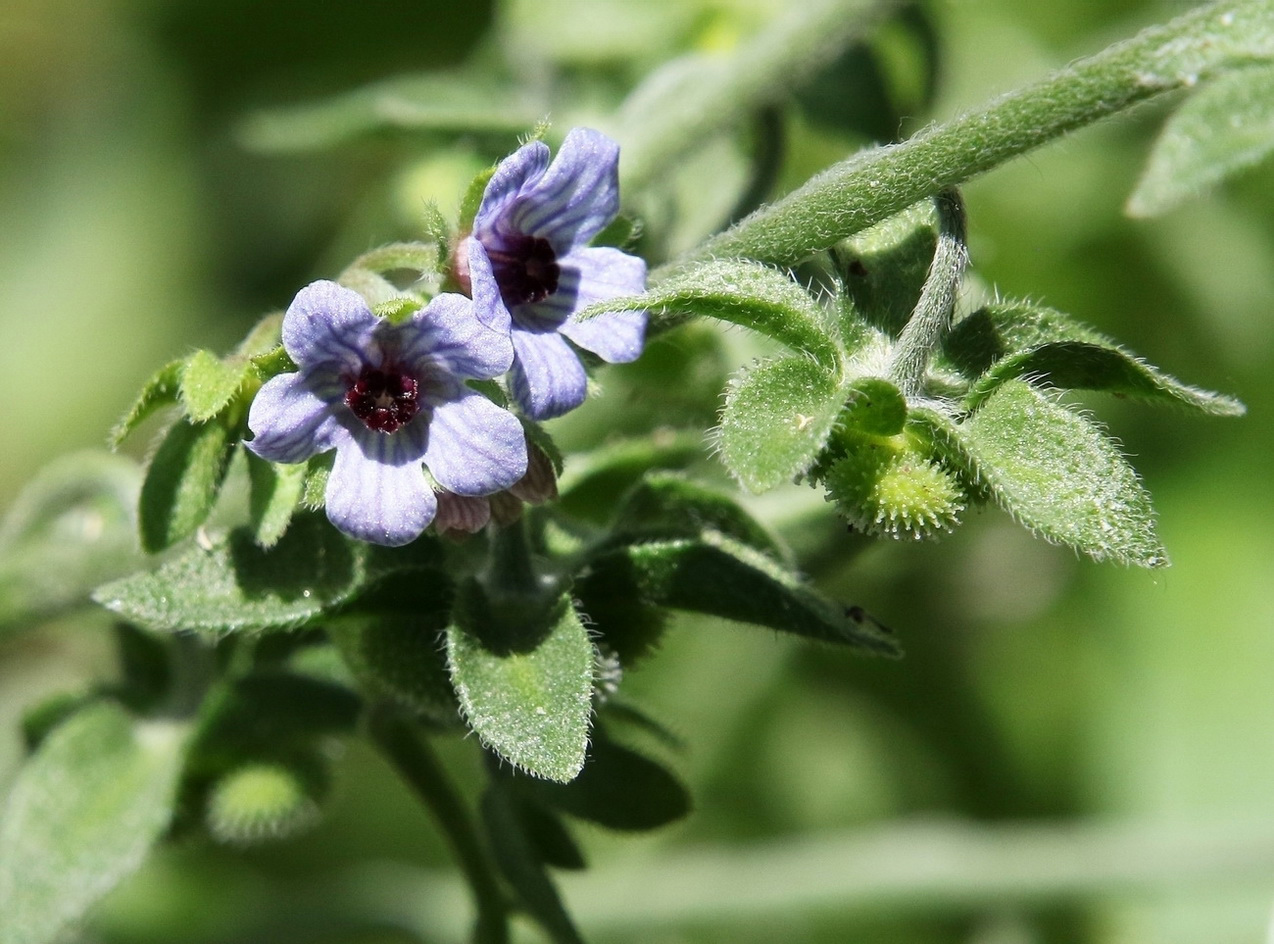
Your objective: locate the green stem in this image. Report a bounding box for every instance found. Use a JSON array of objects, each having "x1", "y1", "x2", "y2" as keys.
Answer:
[
  {"x1": 368, "y1": 706, "x2": 510, "y2": 944},
  {"x1": 668, "y1": 0, "x2": 1274, "y2": 271},
  {"x1": 886, "y1": 188, "x2": 967, "y2": 398},
  {"x1": 486, "y1": 515, "x2": 539, "y2": 597}
]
